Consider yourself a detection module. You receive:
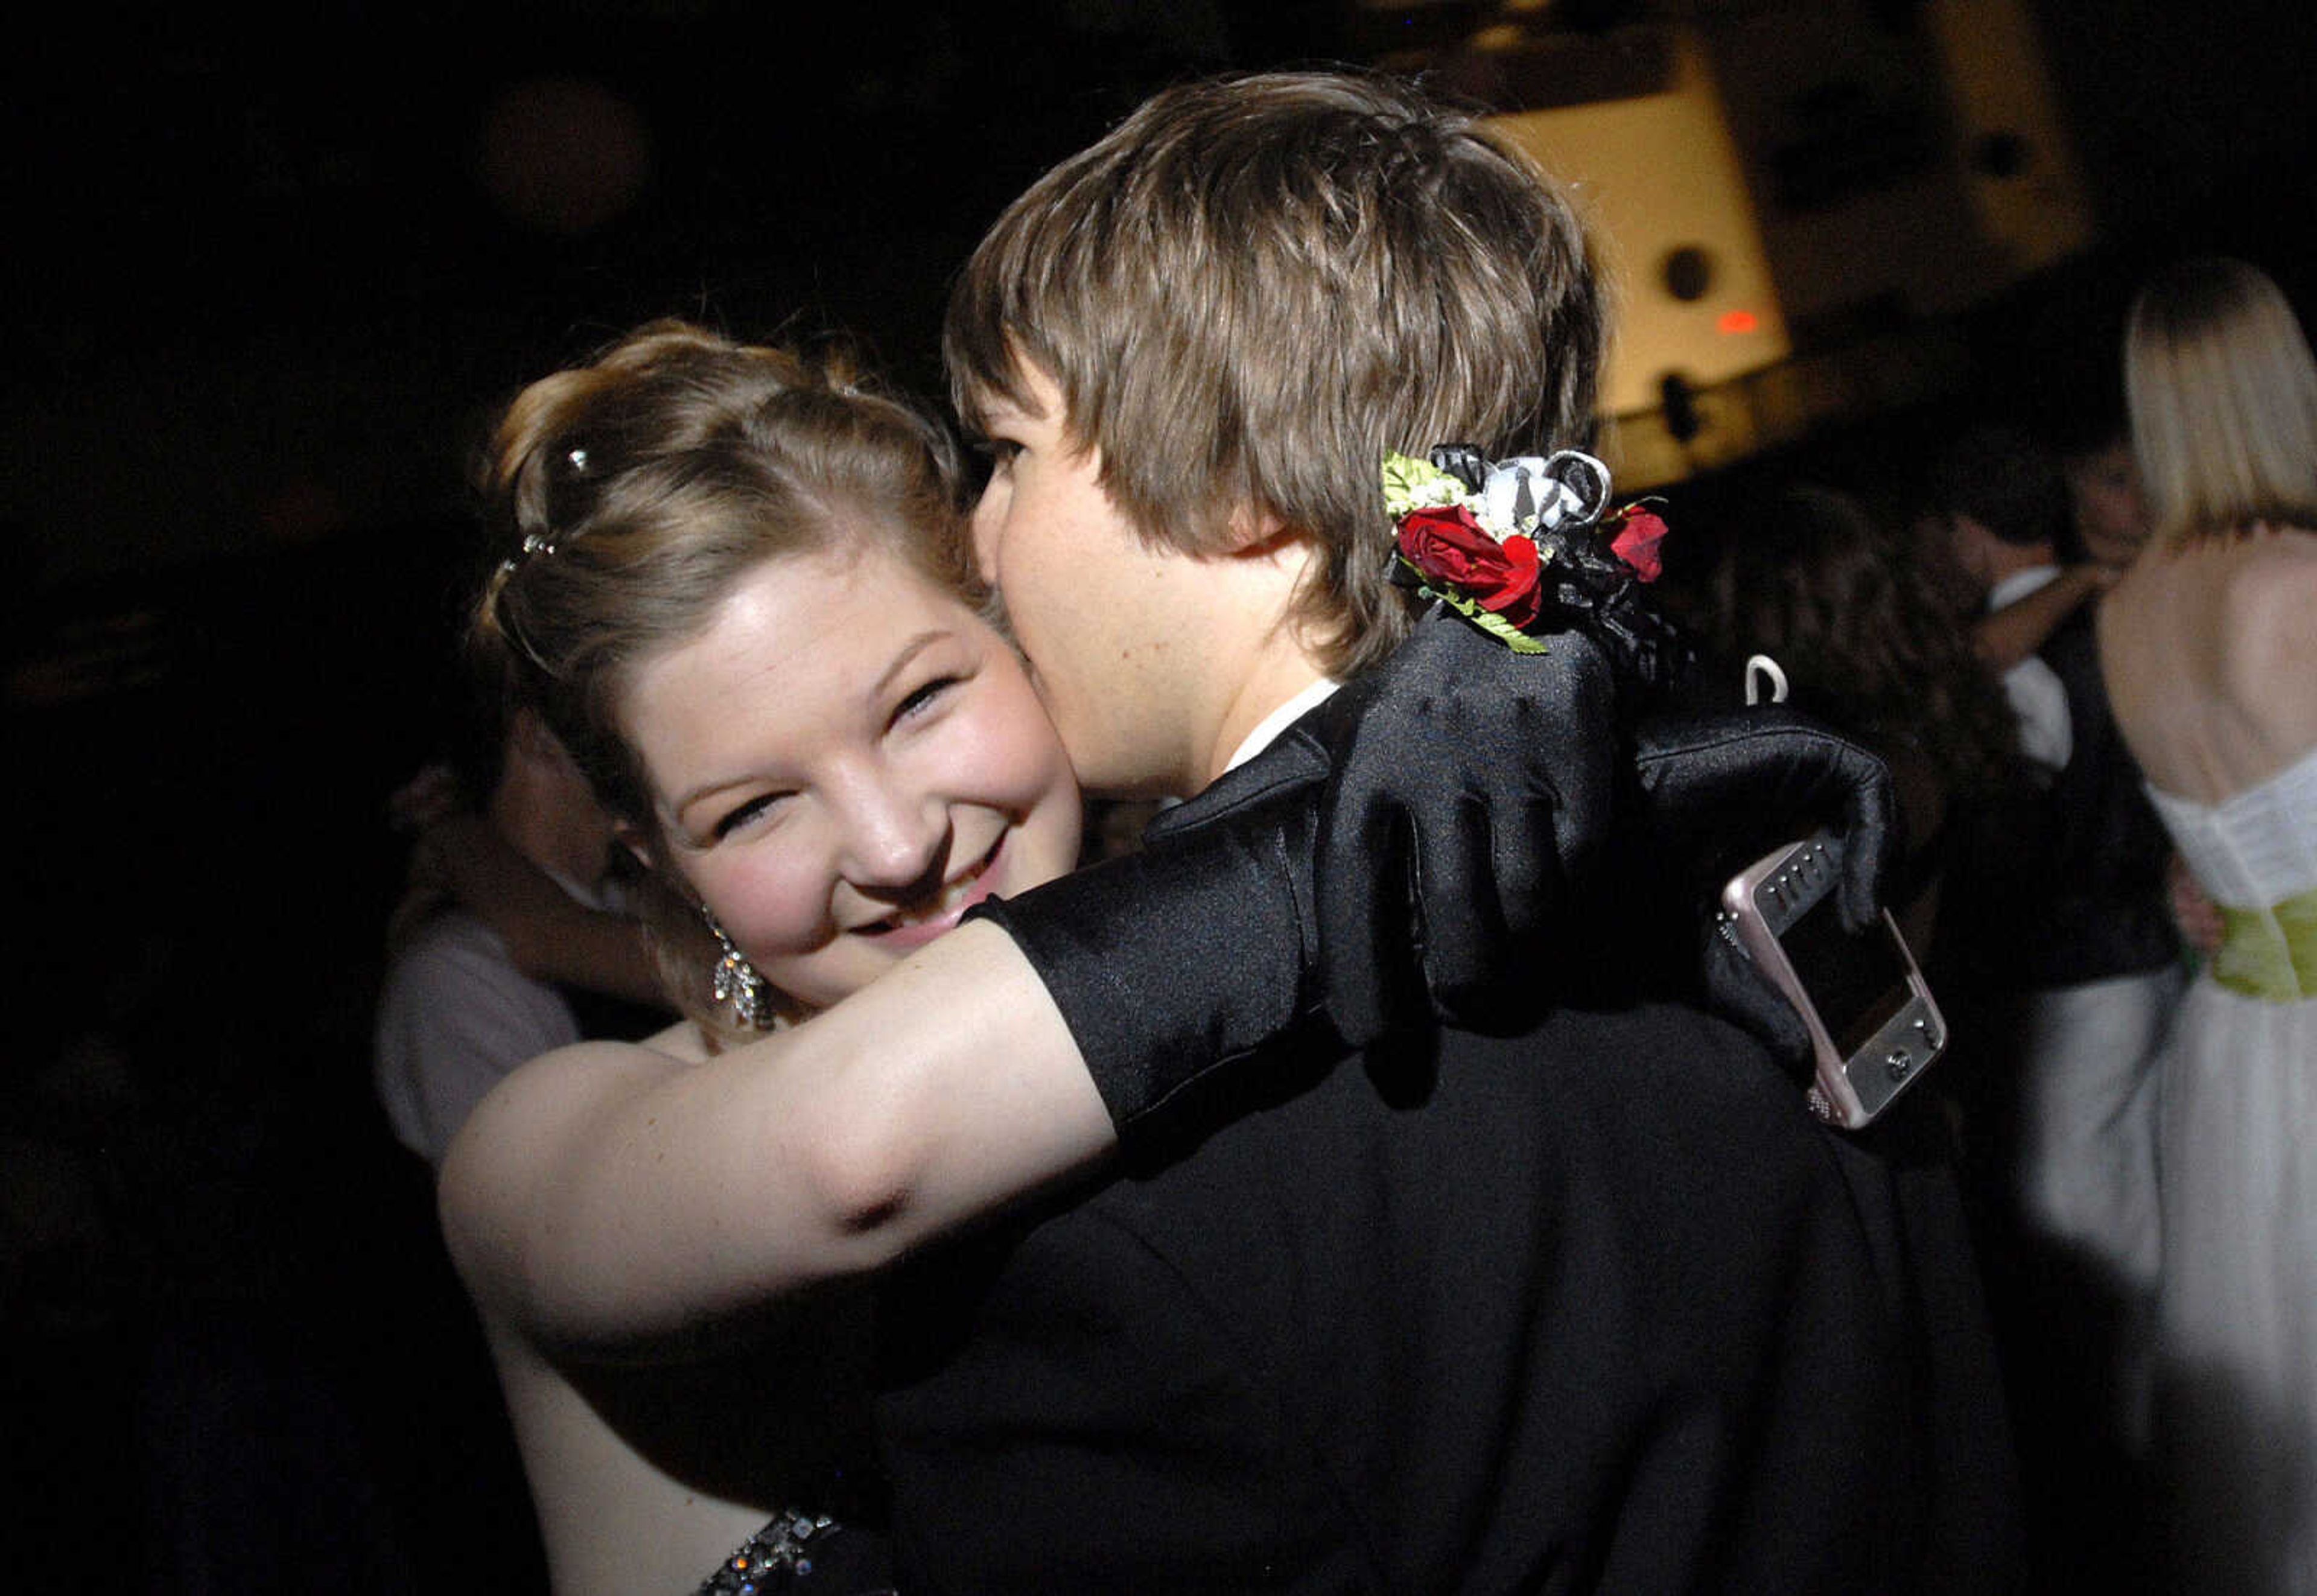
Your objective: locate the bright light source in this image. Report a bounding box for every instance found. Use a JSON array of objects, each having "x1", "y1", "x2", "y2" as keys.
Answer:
[{"x1": 1717, "y1": 309, "x2": 1759, "y2": 335}]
